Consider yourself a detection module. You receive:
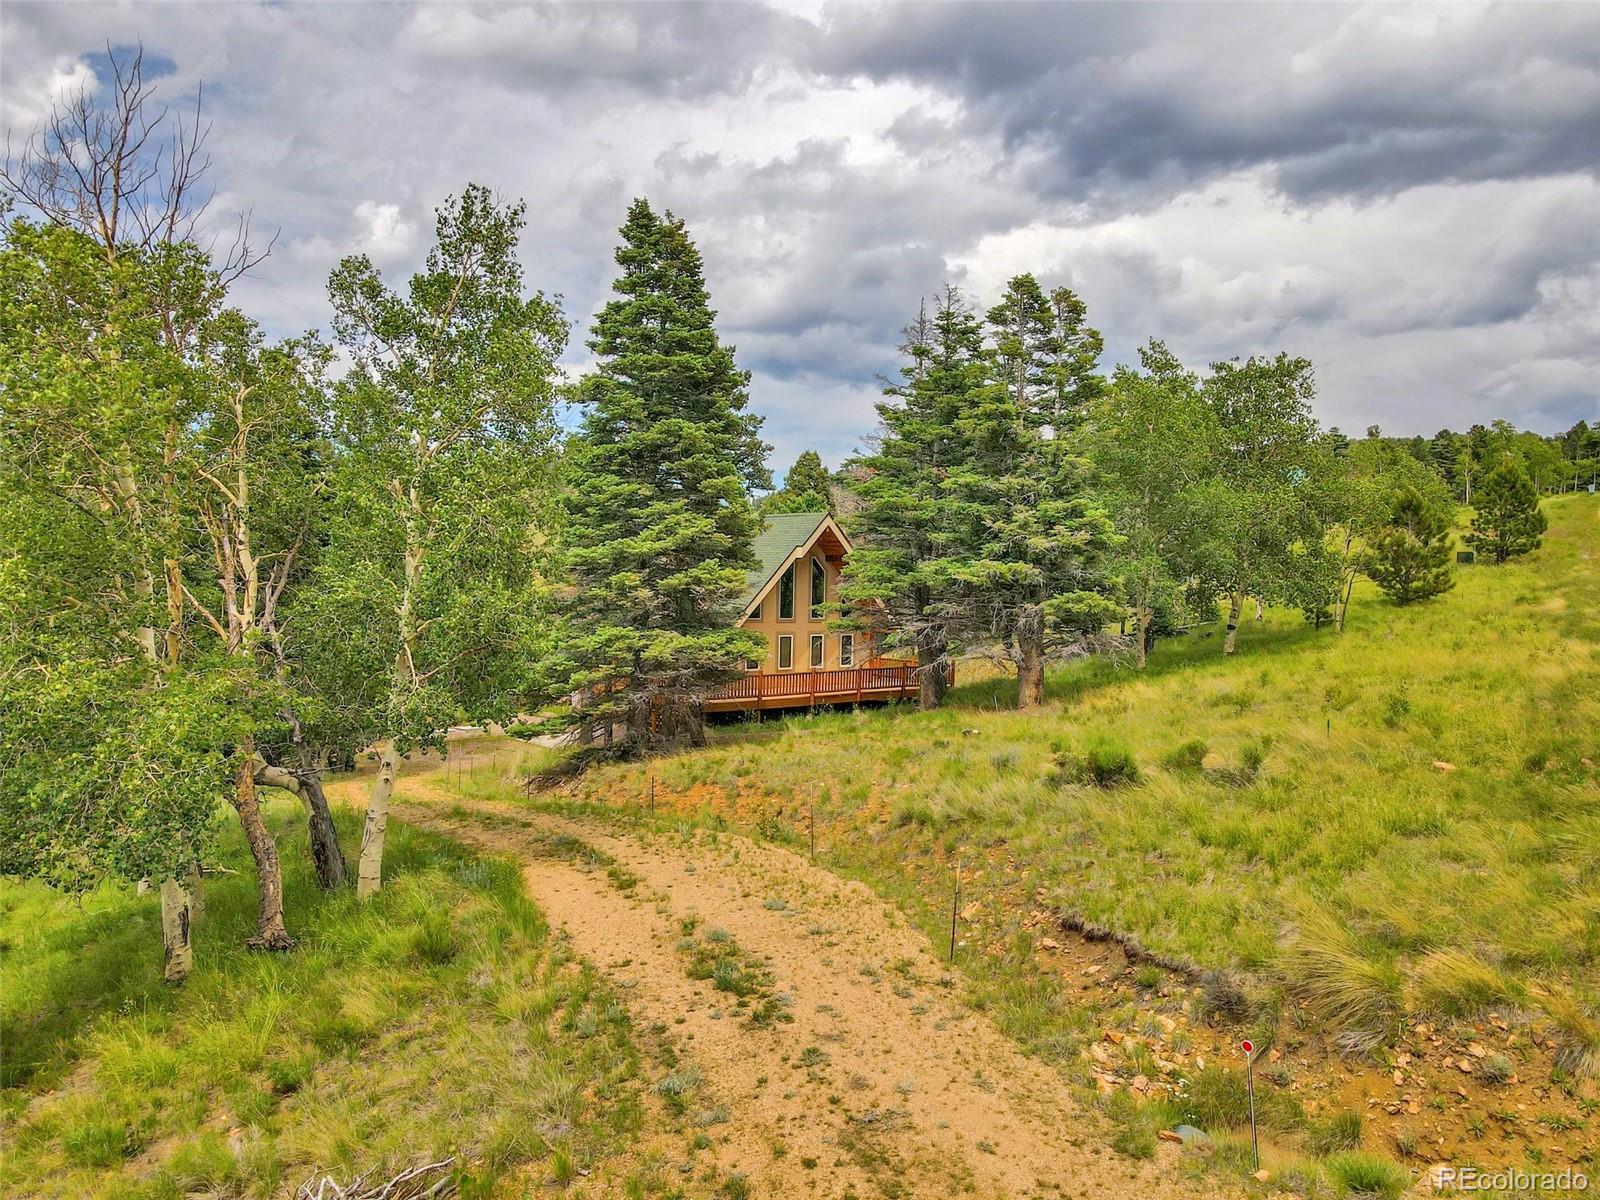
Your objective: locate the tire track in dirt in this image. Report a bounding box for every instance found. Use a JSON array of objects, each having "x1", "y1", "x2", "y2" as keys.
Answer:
[{"x1": 336, "y1": 763, "x2": 1224, "y2": 1198}]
